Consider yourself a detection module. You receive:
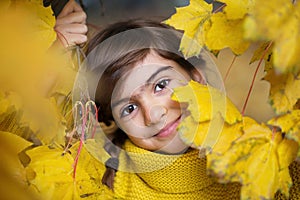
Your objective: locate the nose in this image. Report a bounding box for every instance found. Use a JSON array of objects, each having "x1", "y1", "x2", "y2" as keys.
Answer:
[{"x1": 143, "y1": 104, "x2": 167, "y2": 126}]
